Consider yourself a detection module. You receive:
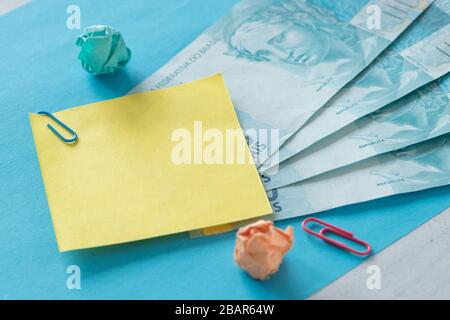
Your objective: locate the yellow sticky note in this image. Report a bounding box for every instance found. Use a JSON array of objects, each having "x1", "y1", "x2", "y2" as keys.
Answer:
[{"x1": 30, "y1": 74, "x2": 272, "y2": 251}]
